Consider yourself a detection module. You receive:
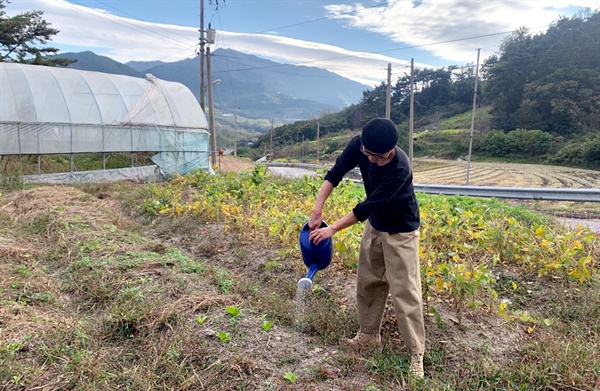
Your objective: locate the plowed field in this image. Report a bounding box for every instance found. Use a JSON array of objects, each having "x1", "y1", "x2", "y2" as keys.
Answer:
[{"x1": 412, "y1": 159, "x2": 600, "y2": 188}]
